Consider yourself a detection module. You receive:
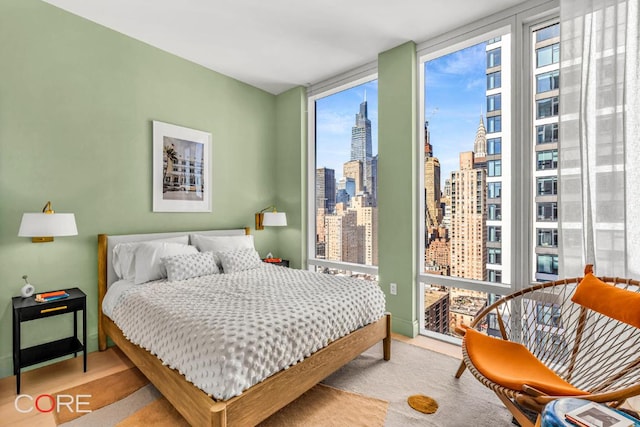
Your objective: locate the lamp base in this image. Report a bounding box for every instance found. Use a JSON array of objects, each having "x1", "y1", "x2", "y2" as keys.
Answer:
[{"x1": 31, "y1": 237, "x2": 54, "y2": 243}]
